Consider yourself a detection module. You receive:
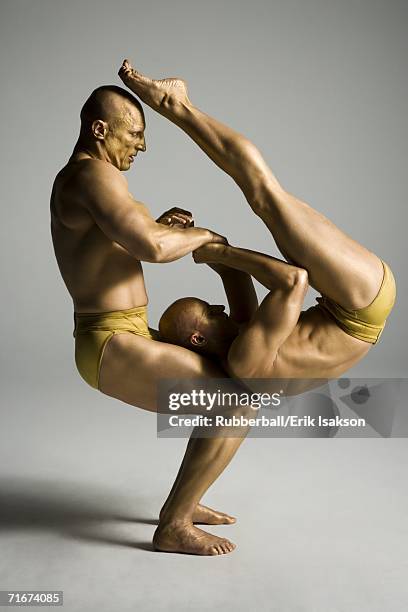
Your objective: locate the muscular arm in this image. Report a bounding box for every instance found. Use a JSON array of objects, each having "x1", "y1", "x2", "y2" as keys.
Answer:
[
  {"x1": 79, "y1": 161, "x2": 219, "y2": 263},
  {"x1": 202, "y1": 262, "x2": 258, "y2": 324},
  {"x1": 196, "y1": 243, "x2": 305, "y2": 293},
  {"x1": 196, "y1": 243, "x2": 308, "y2": 377},
  {"x1": 227, "y1": 272, "x2": 308, "y2": 378}
]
